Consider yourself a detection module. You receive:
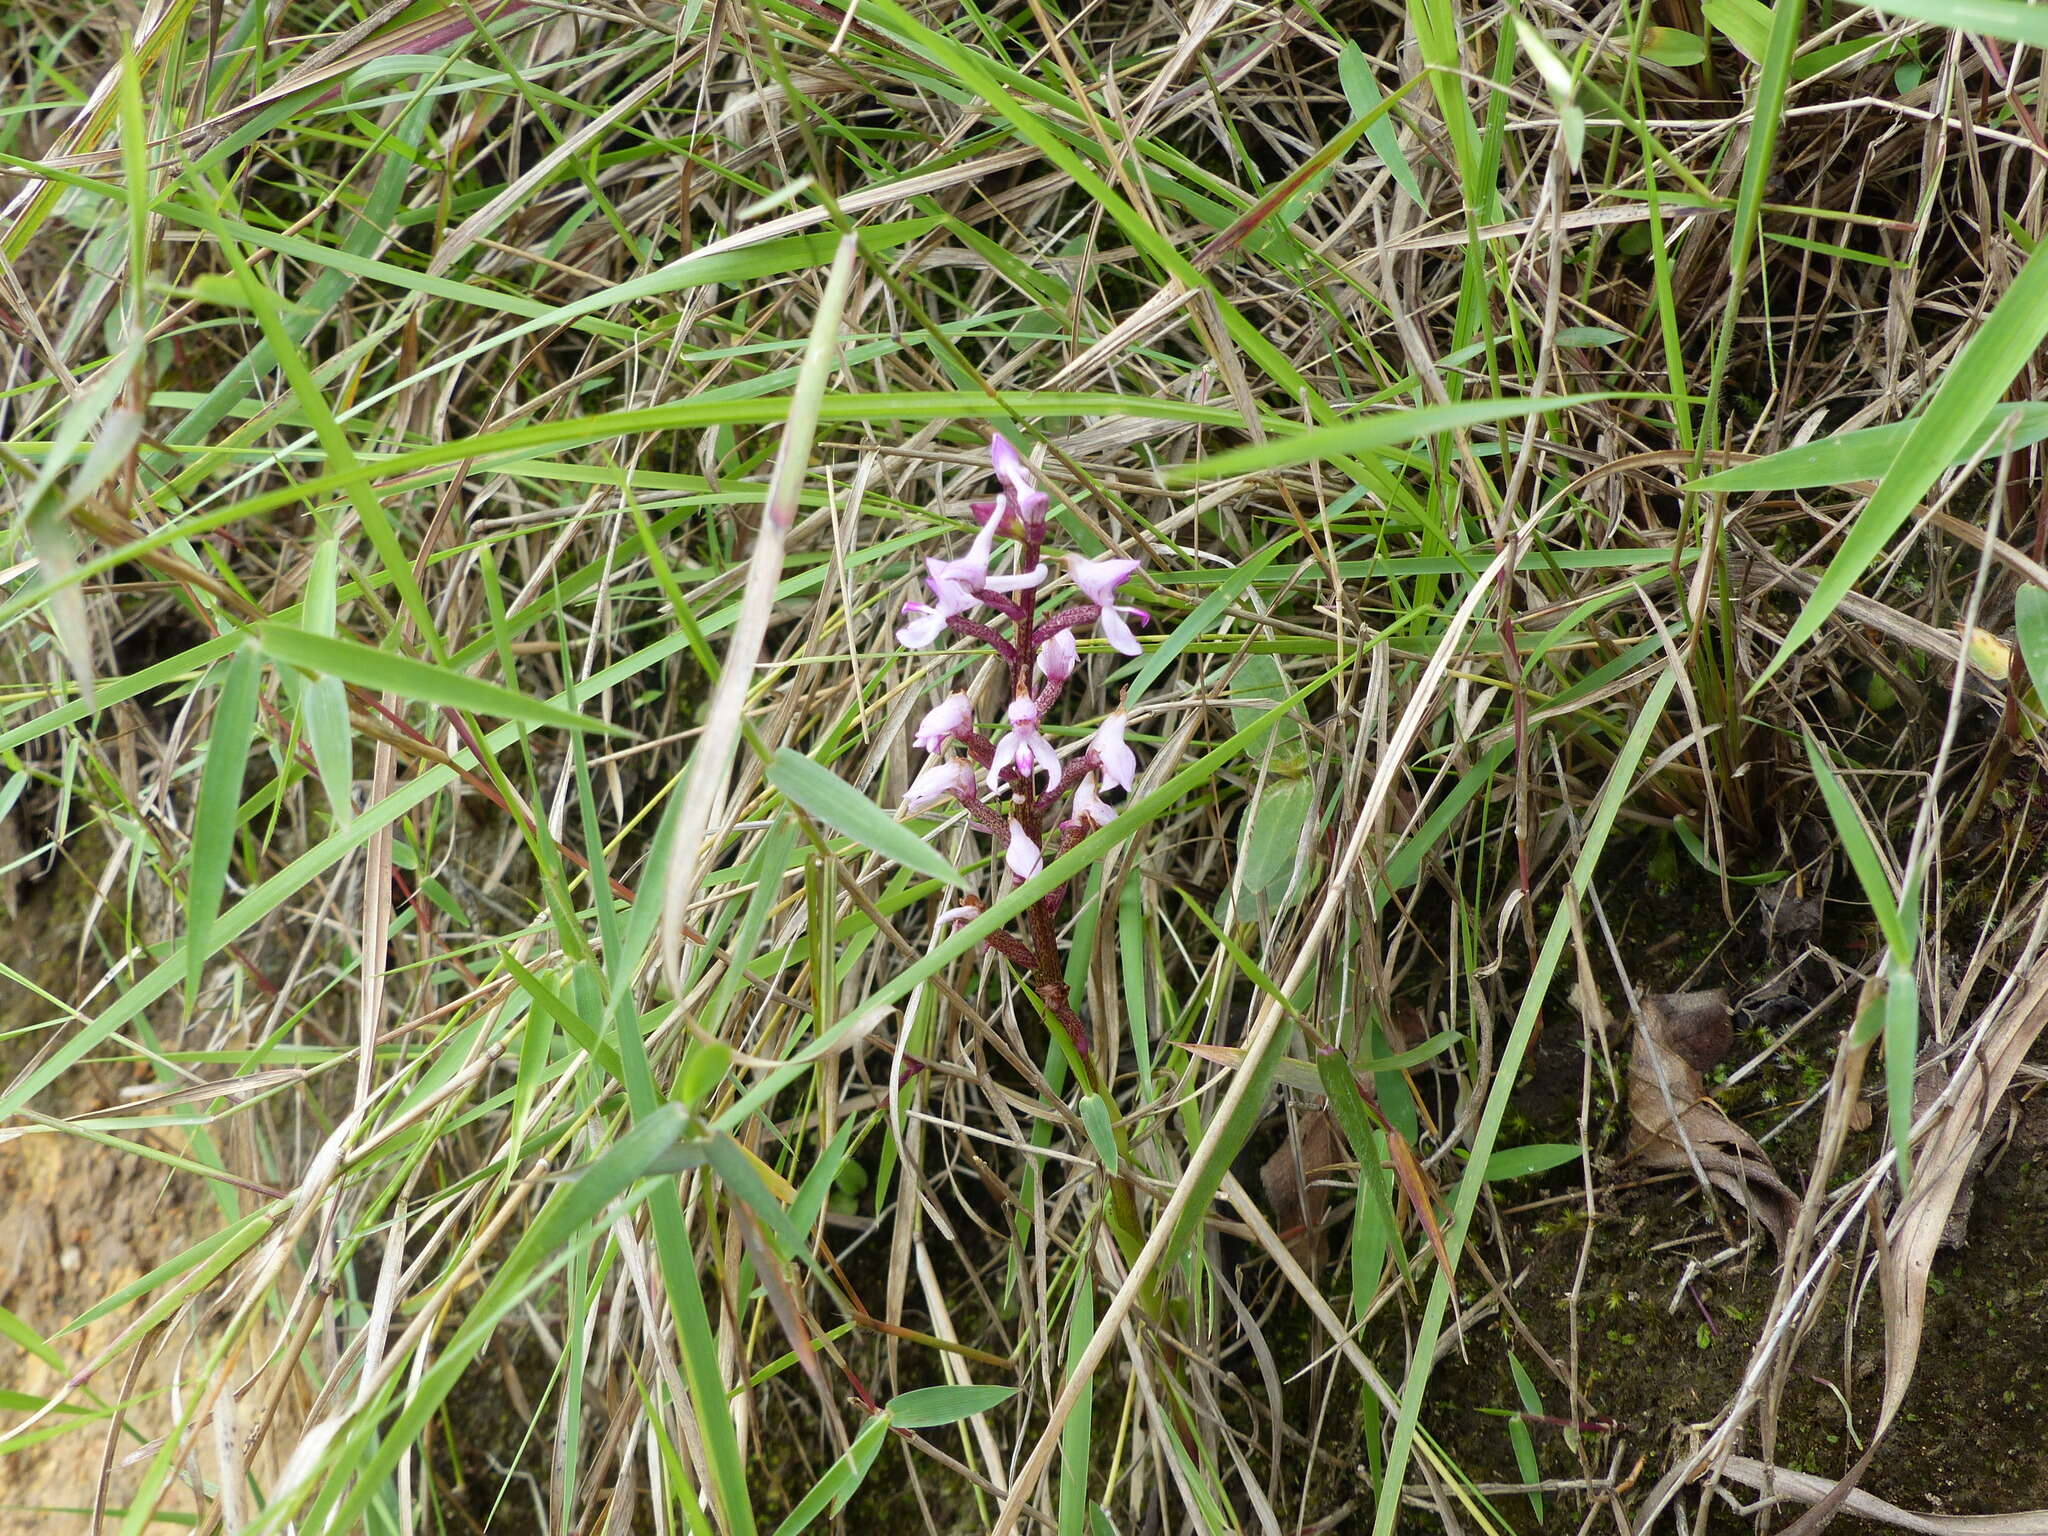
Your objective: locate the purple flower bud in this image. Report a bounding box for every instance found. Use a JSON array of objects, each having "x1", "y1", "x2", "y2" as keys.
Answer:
[
  {"x1": 1037, "y1": 628, "x2": 1079, "y2": 685},
  {"x1": 989, "y1": 434, "x2": 1051, "y2": 536},
  {"x1": 1073, "y1": 774, "x2": 1117, "y2": 826},
  {"x1": 901, "y1": 756, "x2": 976, "y2": 815},
  {"x1": 1087, "y1": 710, "x2": 1137, "y2": 792},
  {"x1": 1004, "y1": 819, "x2": 1043, "y2": 881},
  {"x1": 913, "y1": 691, "x2": 974, "y2": 753}
]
